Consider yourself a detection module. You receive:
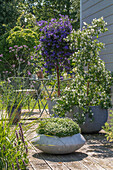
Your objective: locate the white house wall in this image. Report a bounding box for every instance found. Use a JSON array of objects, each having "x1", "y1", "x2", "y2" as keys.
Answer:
[{"x1": 81, "y1": 0, "x2": 113, "y2": 71}]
